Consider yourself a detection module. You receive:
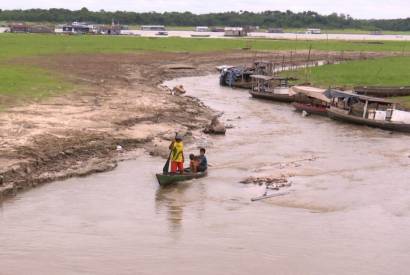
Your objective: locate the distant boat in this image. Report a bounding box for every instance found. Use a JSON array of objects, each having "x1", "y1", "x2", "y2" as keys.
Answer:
[
  {"x1": 327, "y1": 90, "x2": 410, "y2": 132},
  {"x1": 219, "y1": 62, "x2": 276, "y2": 89},
  {"x1": 249, "y1": 89, "x2": 294, "y2": 102},
  {"x1": 290, "y1": 86, "x2": 331, "y2": 116},
  {"x1": 156, "y1": 171, "x2": 208, "y2": 186},
  {"x1": 249, "y1": 75, "x2": 295, "y2": 102},
  {"x1": 220, "y1": 66, "x2": 255, "y2": 89}
]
